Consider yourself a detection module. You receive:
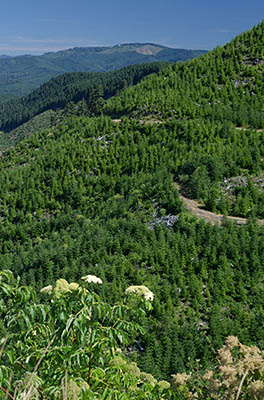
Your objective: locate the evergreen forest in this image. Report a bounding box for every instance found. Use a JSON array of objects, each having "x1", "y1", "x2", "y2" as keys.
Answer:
[
  {"x1": 0, "y1": 61, "x2": 169, "y2": 132},
  {"x1": 0, "y1": 43, "x2": 206, "y2": 102},
  {"x1": 0, "y1": 20, "x2": 264, "y2": 399}
]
